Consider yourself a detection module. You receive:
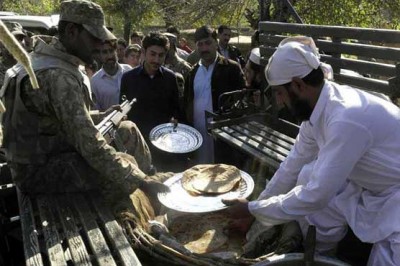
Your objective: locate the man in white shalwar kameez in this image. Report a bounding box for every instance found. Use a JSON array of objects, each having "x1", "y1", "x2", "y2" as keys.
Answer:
[{"x1": 223, "y1": 36, "x2": 400, "y2": 266}]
